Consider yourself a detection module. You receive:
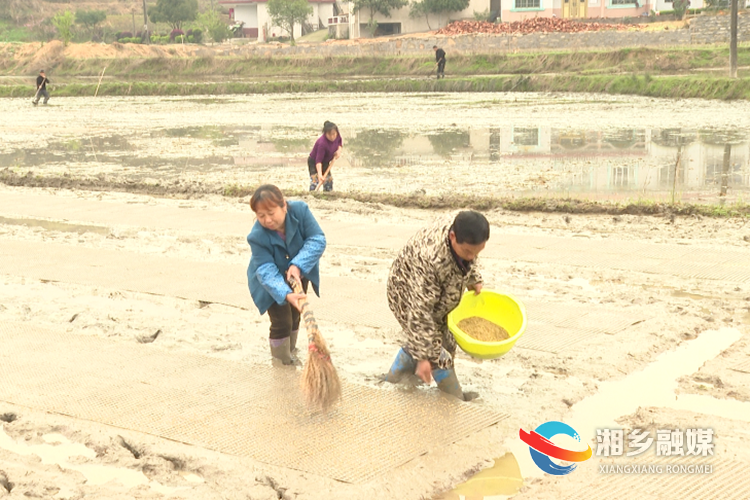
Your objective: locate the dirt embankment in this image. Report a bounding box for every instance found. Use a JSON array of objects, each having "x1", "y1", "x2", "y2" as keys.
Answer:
[{"x1": 3, "y1": 168, "x2": 749, "y2": 219}]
